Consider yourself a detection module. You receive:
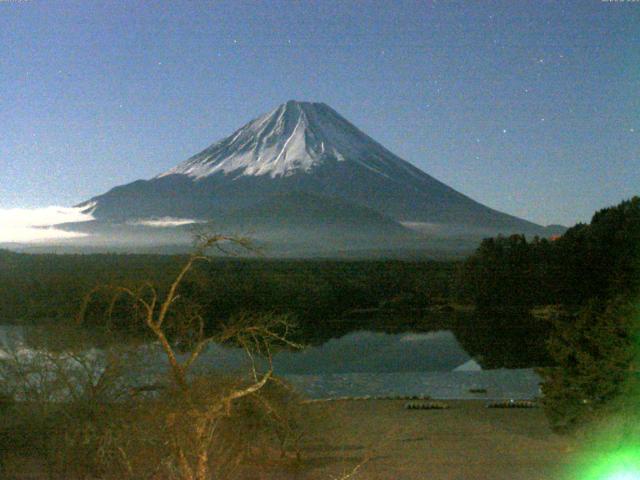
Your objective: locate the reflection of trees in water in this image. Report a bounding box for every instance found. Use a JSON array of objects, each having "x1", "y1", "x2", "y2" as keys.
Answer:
[
  {"x1": 450, "y1": 309, "x2": 553, "y2": 369},
  {"x1": 294, "y1": 309, "x2": 553, "y2": 369},
  {"x1": 292, "y1": 312, "x2": 450, "y2": 346},
  {"x1": 13, "y1": 310, "x2": 553, "y2": 370}
]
